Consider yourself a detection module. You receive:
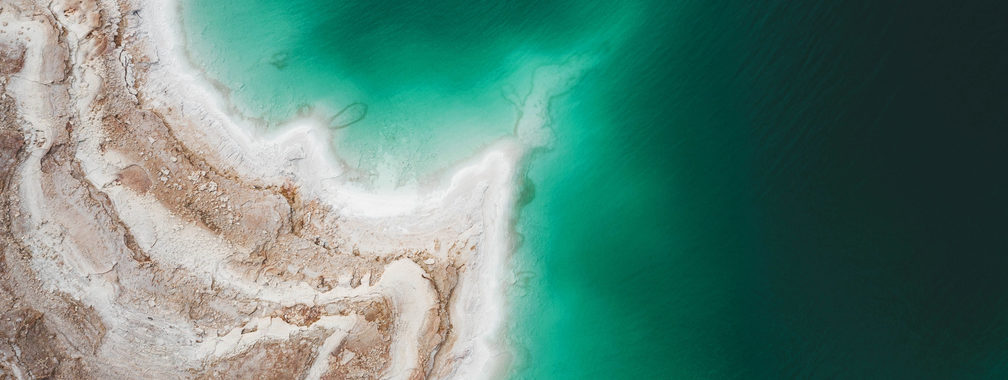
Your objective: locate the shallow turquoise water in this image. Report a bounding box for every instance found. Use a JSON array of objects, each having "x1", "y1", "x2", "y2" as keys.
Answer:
[
  {"x1": 181, "y1": 1, "x2": 632, "y2": 183},
  {"x1": 183, "y1": 1, "x2": 1008, "y2": 378}
]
